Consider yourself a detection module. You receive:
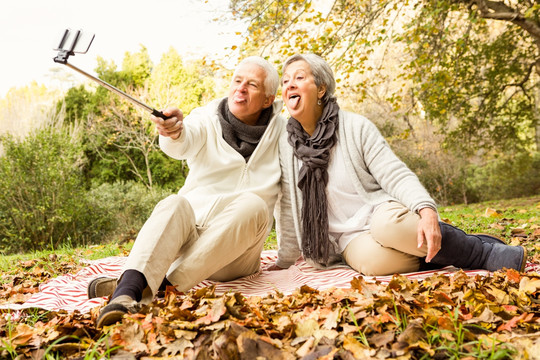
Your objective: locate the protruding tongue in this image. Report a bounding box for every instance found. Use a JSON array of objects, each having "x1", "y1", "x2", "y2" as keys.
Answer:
[
  {"x1": 233, "y1": 95, "x2": 247, "y2": 103},
  {"x1": 288, "y1": 95, "x2": 300, "y2": 109}
]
